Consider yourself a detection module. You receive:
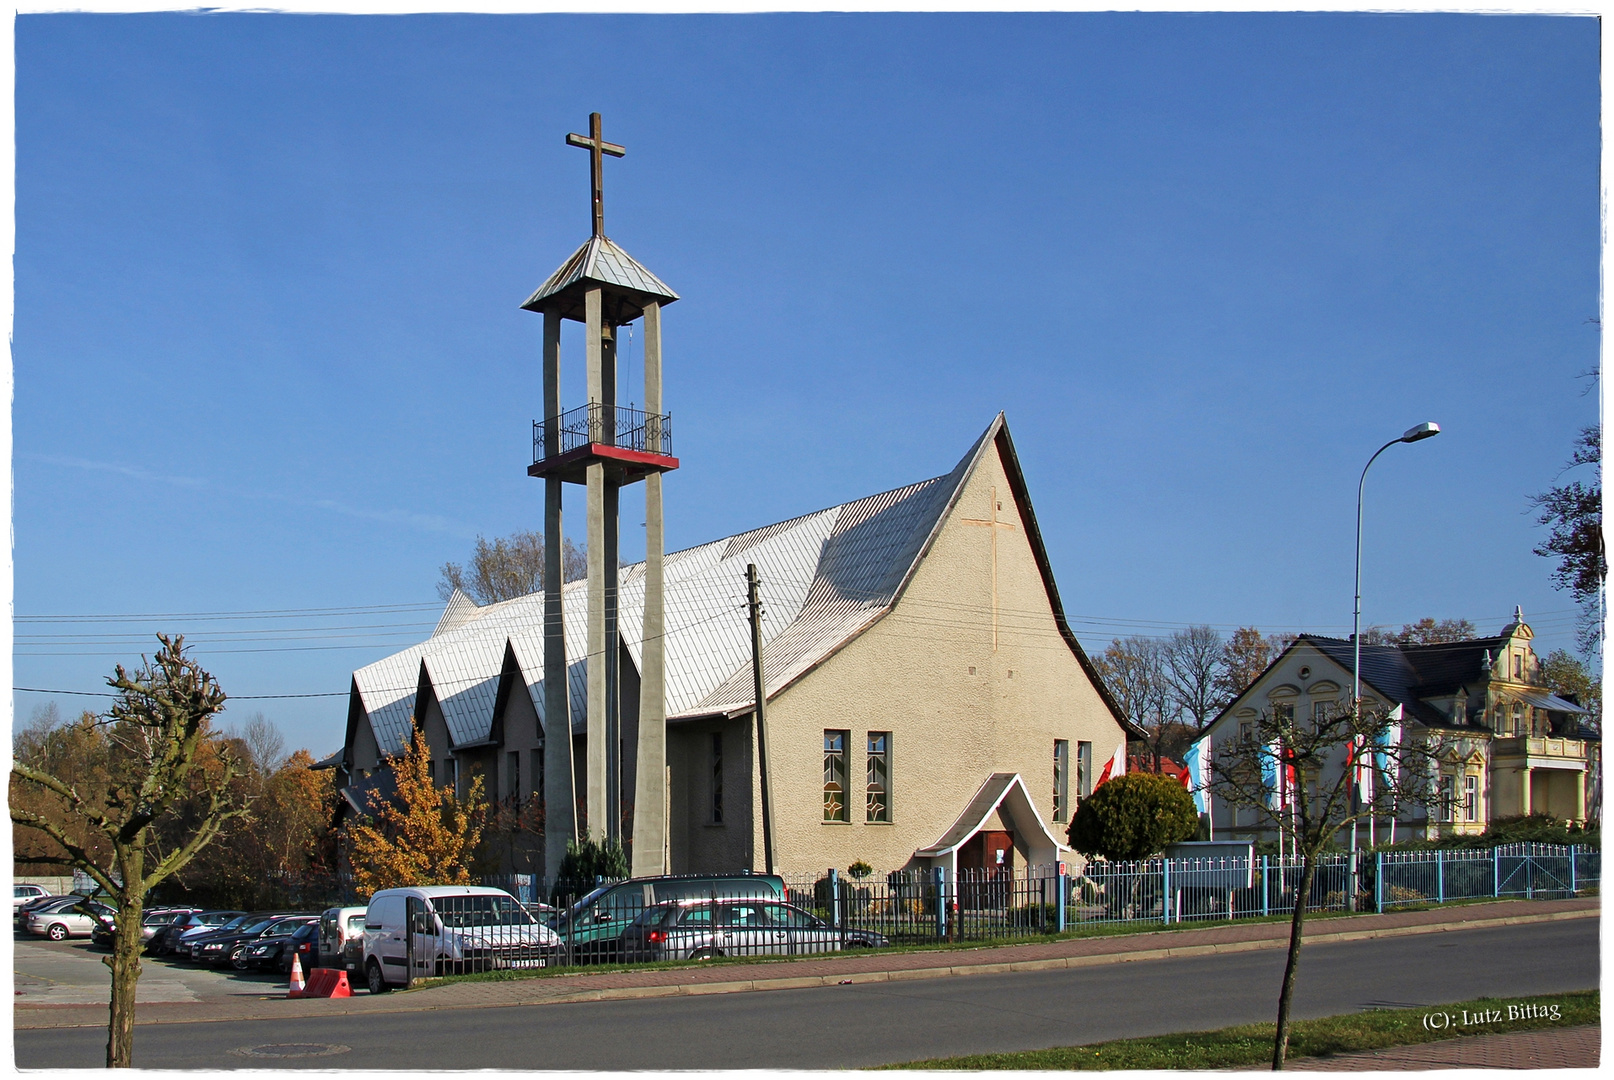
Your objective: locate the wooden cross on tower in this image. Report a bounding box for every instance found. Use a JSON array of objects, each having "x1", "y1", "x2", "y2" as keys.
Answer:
[
  {"x1": 566, "y1": 112, "x2": 626, "y2": 238},
  {"x1": 961, "y1": 486, "x2": 1016, "y2": 652}
]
